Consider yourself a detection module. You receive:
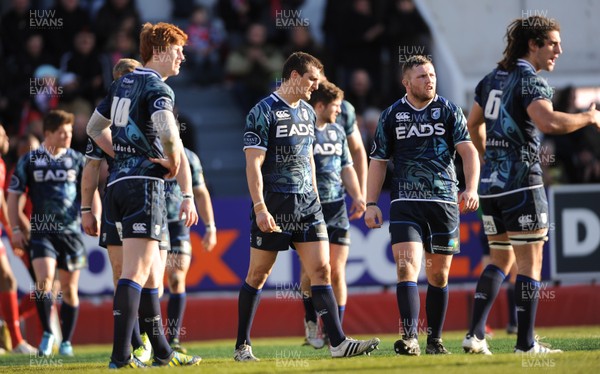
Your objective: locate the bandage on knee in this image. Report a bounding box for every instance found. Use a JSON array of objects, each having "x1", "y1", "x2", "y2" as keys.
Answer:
[
  {"x1": 489, "y1": 240, "x2": 511, "y2": 250},
  {"x1": 509, "y1": 233, "x2": 548, "y2": 246}
]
